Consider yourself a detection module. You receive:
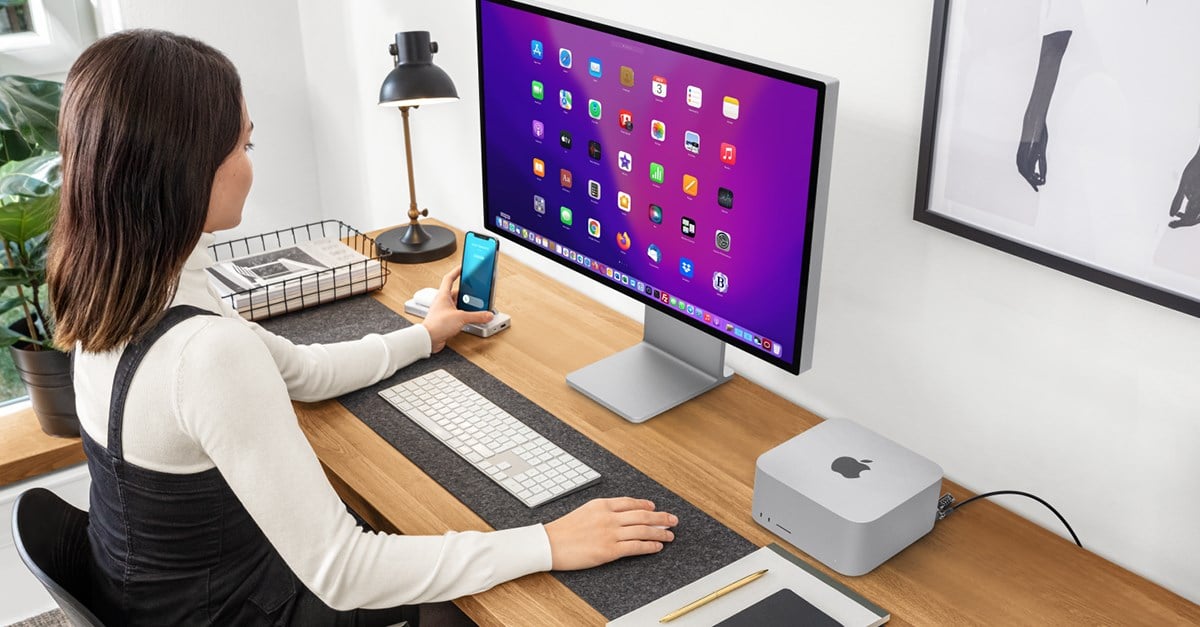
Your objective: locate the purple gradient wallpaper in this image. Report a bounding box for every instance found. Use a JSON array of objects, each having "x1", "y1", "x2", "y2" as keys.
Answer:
[{"x1": 478, "y1": 0, "x2": 824, "y2": 368}]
